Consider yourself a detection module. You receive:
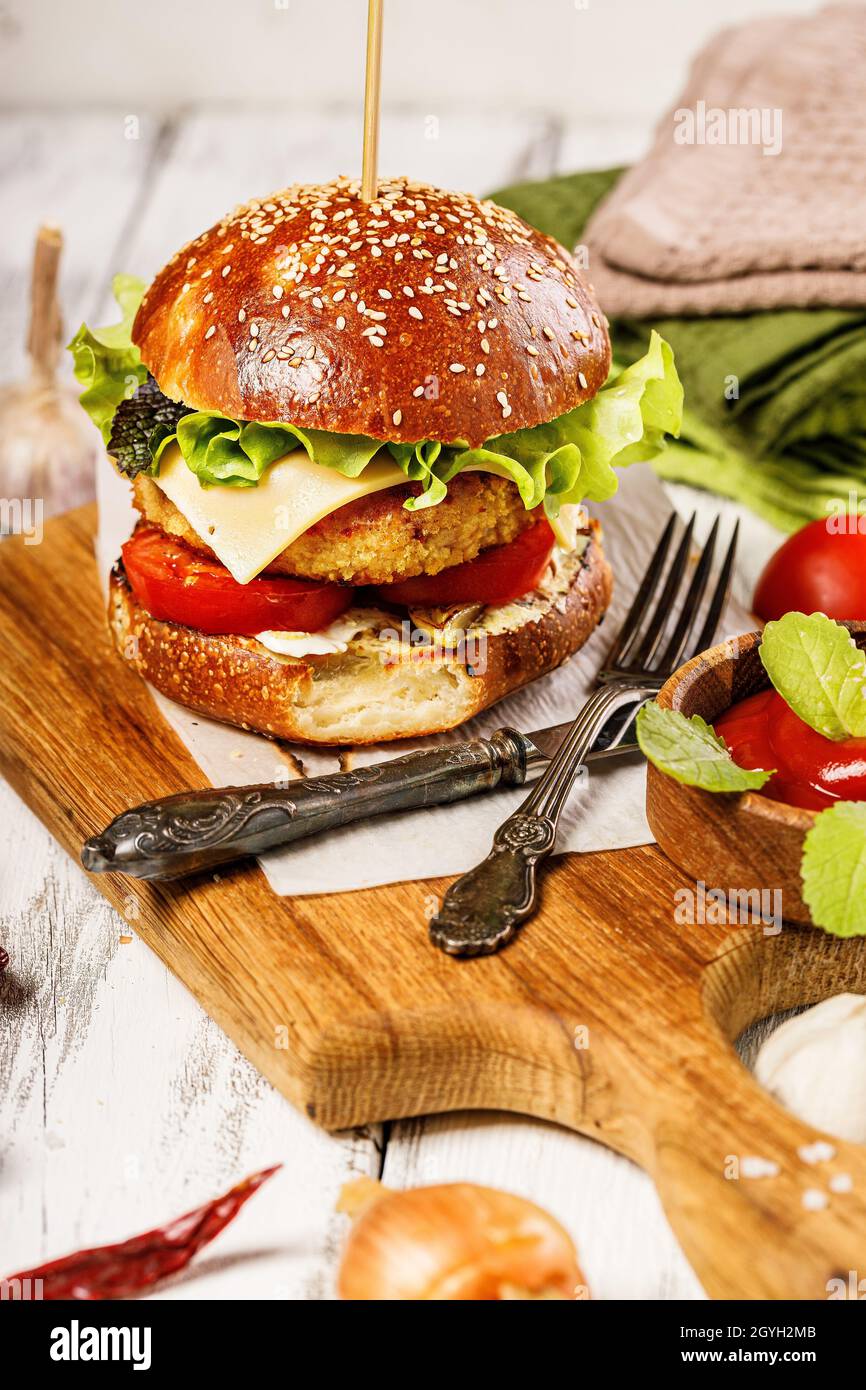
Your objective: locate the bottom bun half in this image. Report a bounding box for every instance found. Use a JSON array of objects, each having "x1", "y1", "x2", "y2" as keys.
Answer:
[{"x1": 107, "y1": 523, "x2": 612, "y2": 746}]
